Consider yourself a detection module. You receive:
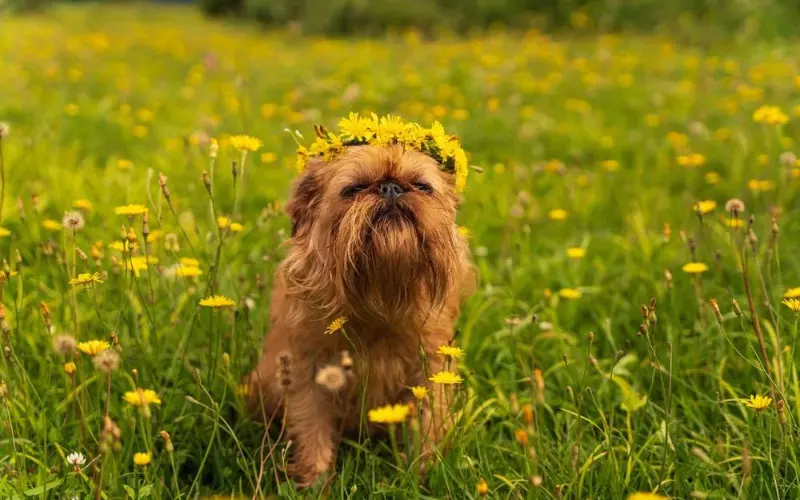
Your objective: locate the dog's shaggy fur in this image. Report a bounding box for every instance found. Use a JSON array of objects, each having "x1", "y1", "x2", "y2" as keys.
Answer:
[{"x1": 247, "y1": 144, "x2": 473, "y2": 486}]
